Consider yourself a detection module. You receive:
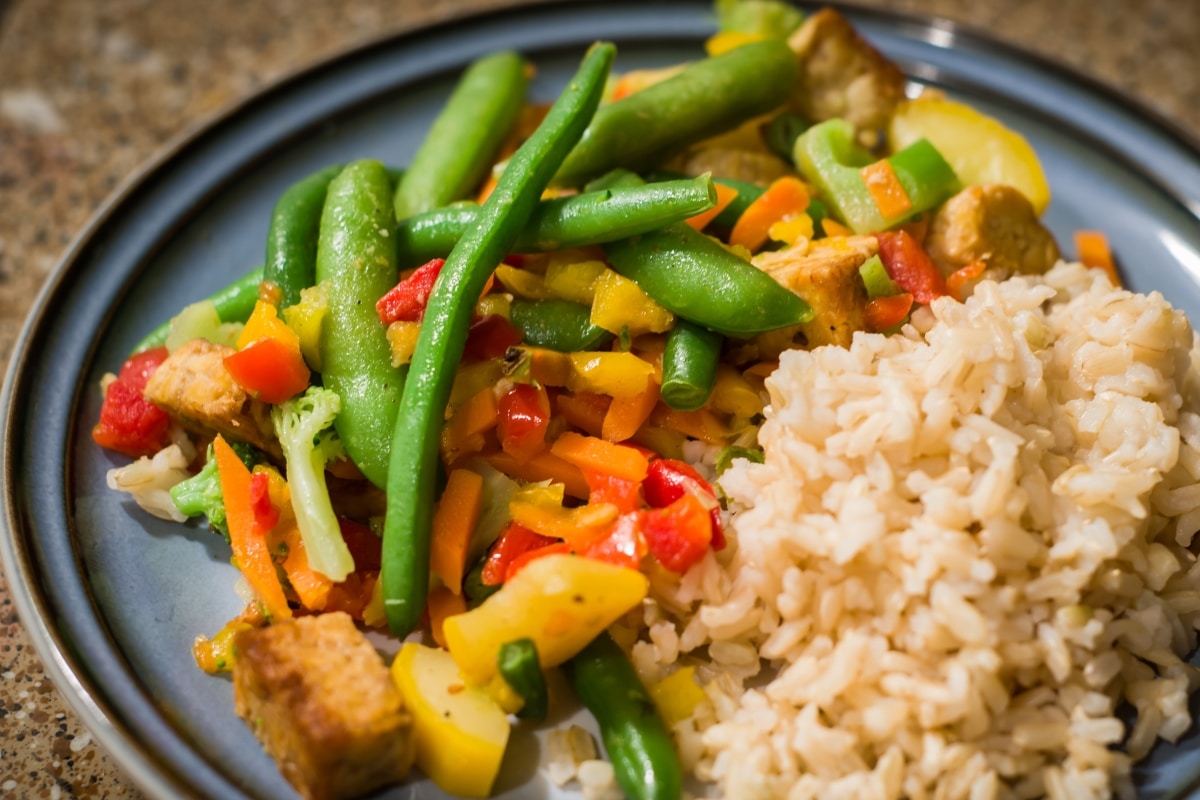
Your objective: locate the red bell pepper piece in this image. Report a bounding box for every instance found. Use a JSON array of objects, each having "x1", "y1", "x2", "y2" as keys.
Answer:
[
  {"x1": 92, "y1": 347, "x2": 172, "y2": 458},
  {"x1": 463, "y1": 314, "x2": 522, "y2": 362},
  {"x1": 224, "y1": 337, "x2": 311, "y2": 405},
  {"x1": 338, "y1": 517, "x2": 382, "y2": 572},
  {"x1": 481, "y1": 522, "x2": 559, "y2": 585},
  {"x1": 643, "y1": 459, "x2": 725, "y2": 550},
  {"x1": 375, "y1": 258, "x2": 445, "y2": 324},
  {"x1": 248, "y1": 471, "x2": 279, "y2": 532},
  {"x1": 582, "y1": 467, "x2": 642, "y2": 514},
  {"x1": 863, "y1": 292, "x2": 914, "y2": 332},
  {"x1": 641, "y1": 493, "x2": 713, "y2": 573},
  {"x1": 577, "y1": 513, "x2": 646, "y2": 571},
  {"x1": 497, "y1": 383, "x2": 551, "y2": 463},
  {"x1": 875, "y1": 230, "x2": 946, "y2": 304},
  {"x1": 504, "y1": 541, "x2": 572, "y2": 582},
  {"x1": 323, "y1": 570, "x2": 378, "y2": 620}
]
